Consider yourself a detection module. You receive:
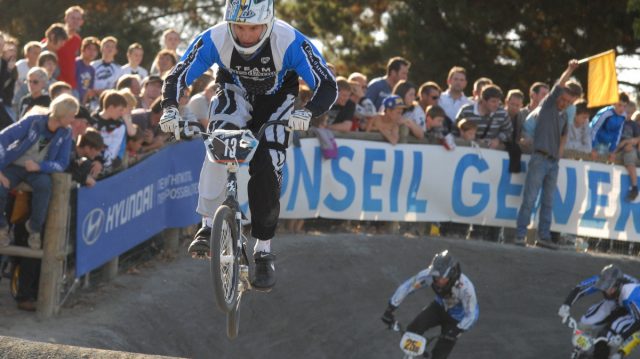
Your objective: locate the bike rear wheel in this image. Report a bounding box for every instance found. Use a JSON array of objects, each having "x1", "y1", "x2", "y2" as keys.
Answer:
[
  {"x1": 211, "y1": 205, "x2": 239, "y2": 313},
  {"x1": 227, "y1": 293, "x2": 242, "y2": 339}
]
